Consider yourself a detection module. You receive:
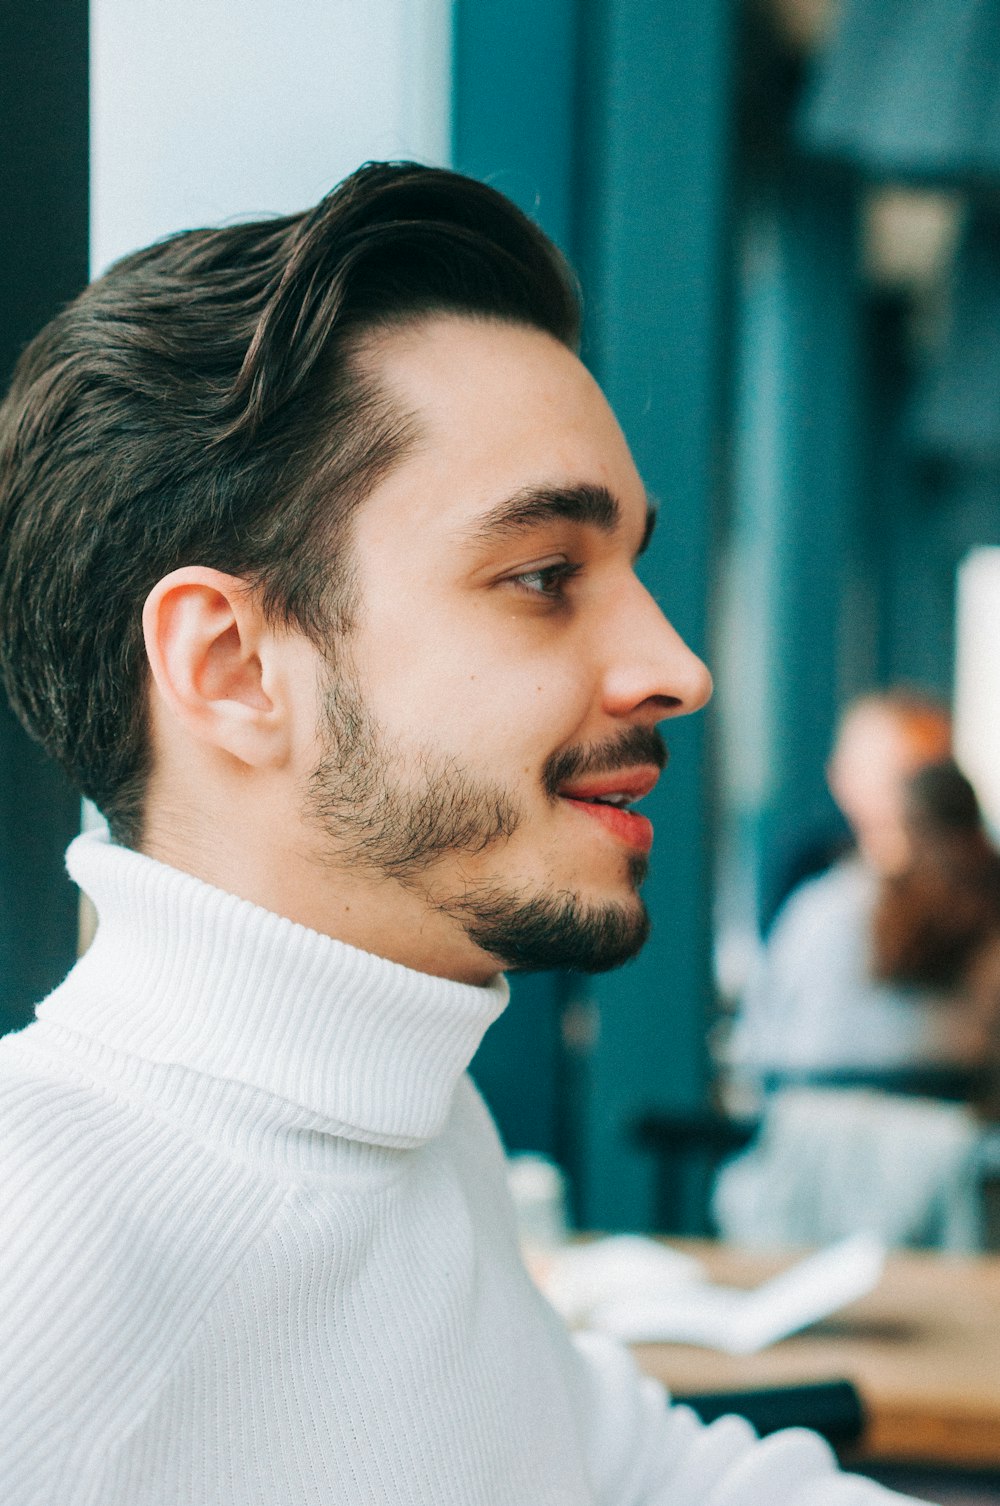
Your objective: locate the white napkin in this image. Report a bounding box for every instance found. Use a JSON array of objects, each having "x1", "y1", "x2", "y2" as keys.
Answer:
[{"x1": 541, "y1": 1233, "x2": 886, "y2": 1356}]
